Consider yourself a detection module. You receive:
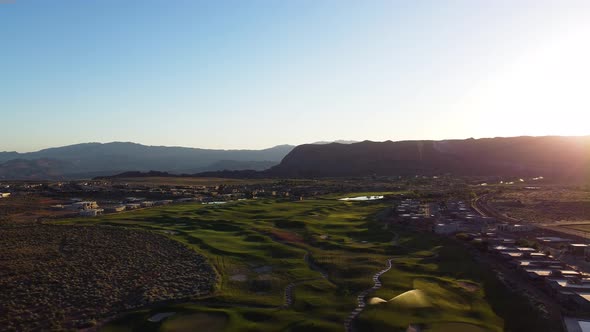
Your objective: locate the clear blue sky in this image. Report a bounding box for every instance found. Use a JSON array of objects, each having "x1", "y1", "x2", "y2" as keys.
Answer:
[{"x1": 2, "y1": 0, "x2": 589, "y2": 152}]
